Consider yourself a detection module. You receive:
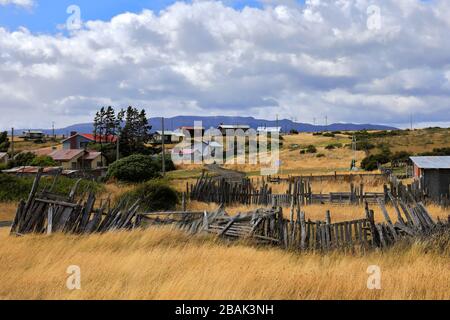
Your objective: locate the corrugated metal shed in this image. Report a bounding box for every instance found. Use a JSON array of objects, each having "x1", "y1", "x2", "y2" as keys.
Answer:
[{"x1": 410, "y1": 156, "x2": 450, "y2": 169}]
